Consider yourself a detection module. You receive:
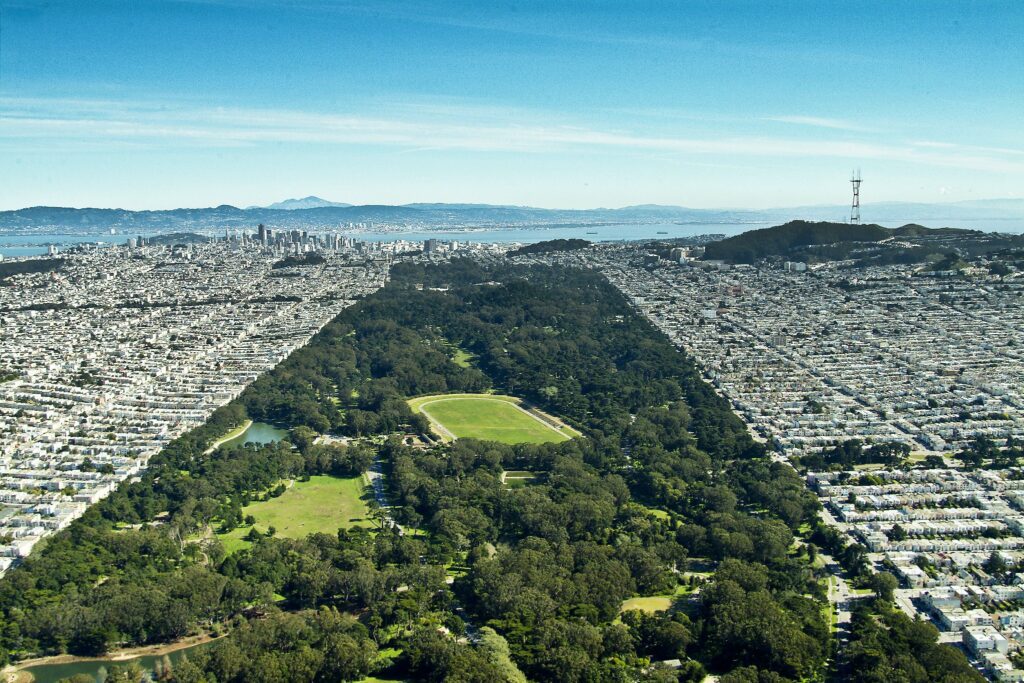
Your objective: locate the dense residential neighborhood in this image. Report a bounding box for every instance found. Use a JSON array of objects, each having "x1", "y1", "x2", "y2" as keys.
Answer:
[
  {"x1": 0, "y1": 237, "x2": 391, "y2": 571},
  {"x1": 813, "y1": 467, "x2": 1024, "y2": 681},
  {"x1": 600, "y1": 252, "x2": 1024, "y2": 456}
]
